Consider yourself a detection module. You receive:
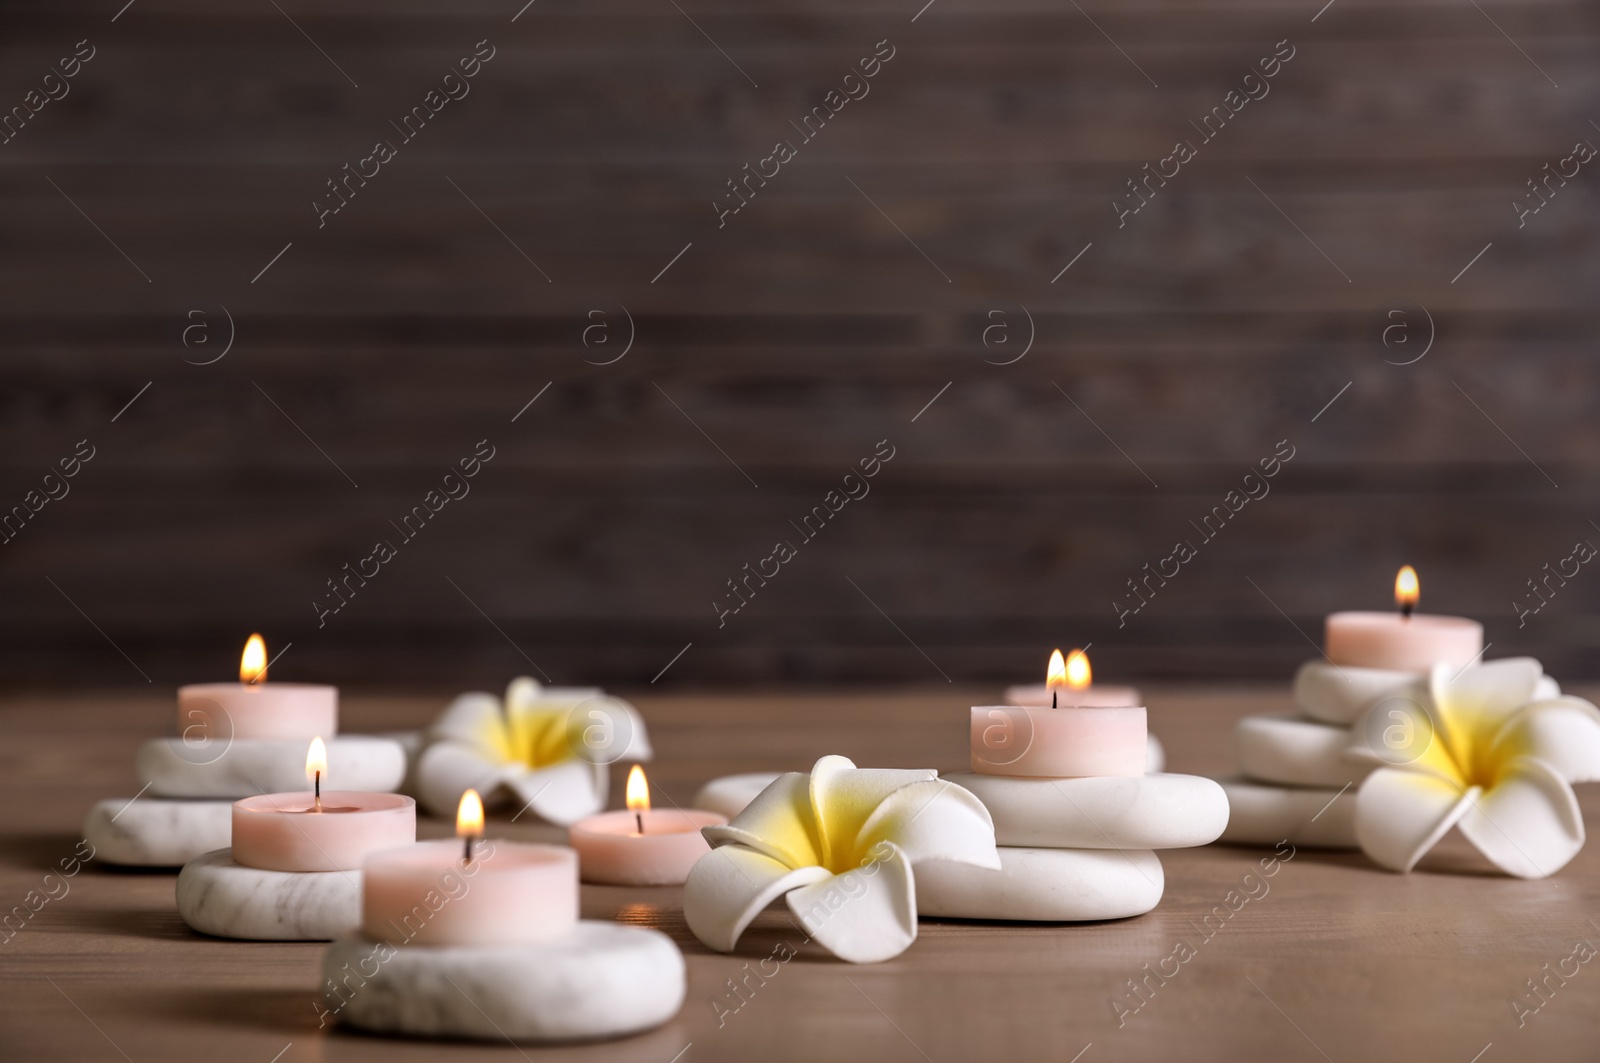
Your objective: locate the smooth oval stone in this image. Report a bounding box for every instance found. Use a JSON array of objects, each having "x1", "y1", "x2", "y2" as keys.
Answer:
[
  {"x1": 693, "y1": 772, "x2": 783, "y2": 819},
  {"x1": 322, "y1": 922, "x2": 685, "y2": 1042},
  {"x1": 916, "y1": 847, "x2": 1164, "y2": 921},
  {"x1": 1236, "y1": 716, "x2": 1370, "y2": 788},
  {"x1": 82, "y1": 797, "x2": 232, "y2": 867},
  {"x1": 1294, "y1": 661, "x2": 1422, "y2": 724},
  {"x1": 1146, "y1": 733, "x2": 1166, "y2": 774},
  {"x1": 176, "y1": 848, "x2": 360, "y2": 940},
  {"x1": 139, "y1": 735, "x2": 406, "y2": 799},
  {"x1": 943, "y1": 772, "x2": 1227, "y2": 850},
  {"x1": 1216, "y1": 778, "x2": 1358, "y2": 849}
]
